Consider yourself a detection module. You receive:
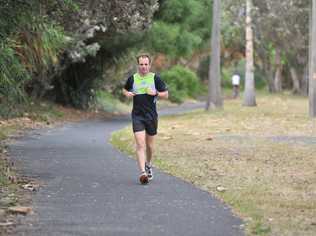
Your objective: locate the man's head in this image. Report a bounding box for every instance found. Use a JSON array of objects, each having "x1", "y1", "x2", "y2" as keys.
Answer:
[{"x1": 137, "y1": 54, "x2": 151, "y2": 76}]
